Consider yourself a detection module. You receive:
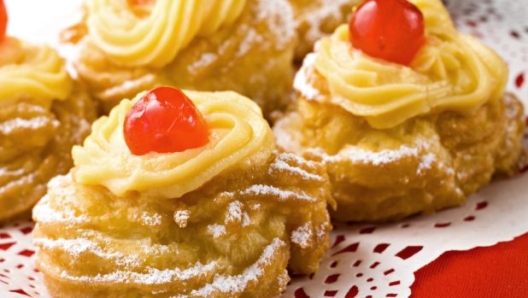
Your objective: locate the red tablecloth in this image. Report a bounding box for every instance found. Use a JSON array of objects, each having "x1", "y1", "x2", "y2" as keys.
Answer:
[{"x1": 411, "y1": 232, "x2": 528, "y2": 297}]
